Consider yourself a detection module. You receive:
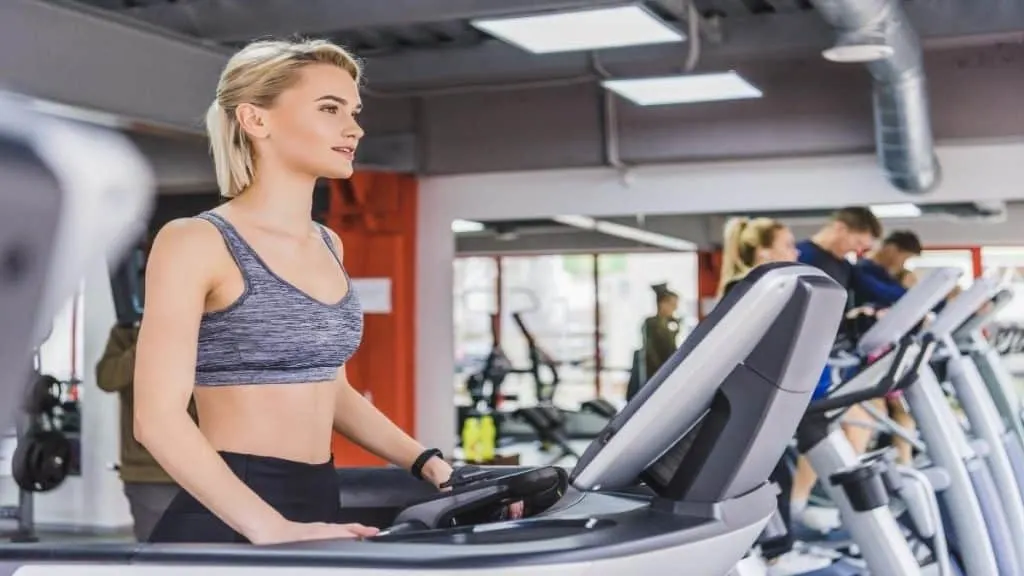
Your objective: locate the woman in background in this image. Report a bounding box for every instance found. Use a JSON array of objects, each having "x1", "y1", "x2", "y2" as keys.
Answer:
[{"x1": 716, "y1": 217, "x2": 798, "y2": 298}]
